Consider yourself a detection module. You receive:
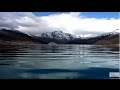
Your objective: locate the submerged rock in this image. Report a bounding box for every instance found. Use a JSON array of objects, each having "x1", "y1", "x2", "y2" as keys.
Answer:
[{"x1": 48, "y1": 42, "x2": 57, "y2": 46}]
